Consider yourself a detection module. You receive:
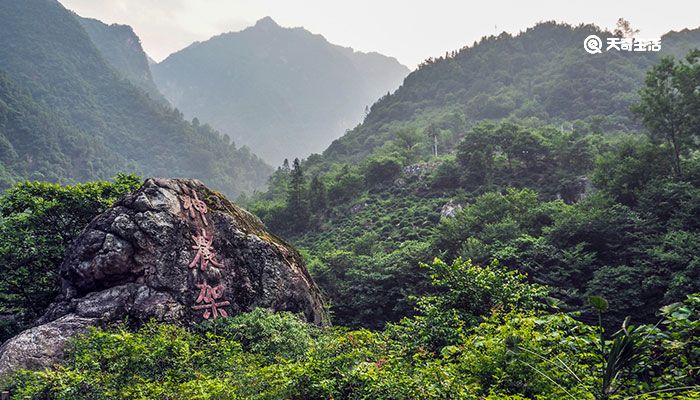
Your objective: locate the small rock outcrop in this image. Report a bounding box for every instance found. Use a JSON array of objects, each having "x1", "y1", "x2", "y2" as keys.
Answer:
[
  {"x1": 440, "y1": 201, "x2": 463, "y2": 218},
  {"x1": 0, "y1": 178, "x2": 326, "y2": 377}
]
